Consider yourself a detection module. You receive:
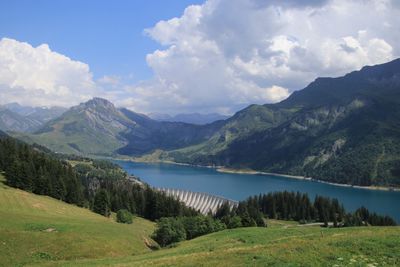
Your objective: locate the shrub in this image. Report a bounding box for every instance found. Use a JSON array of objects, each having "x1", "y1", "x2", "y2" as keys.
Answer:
[
  {"x1": 116, "y1": 209, "x2": 133, "y2": 224},
  {"x1": 152, "y1": 217, "x2": 186, "y2": 247}
]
